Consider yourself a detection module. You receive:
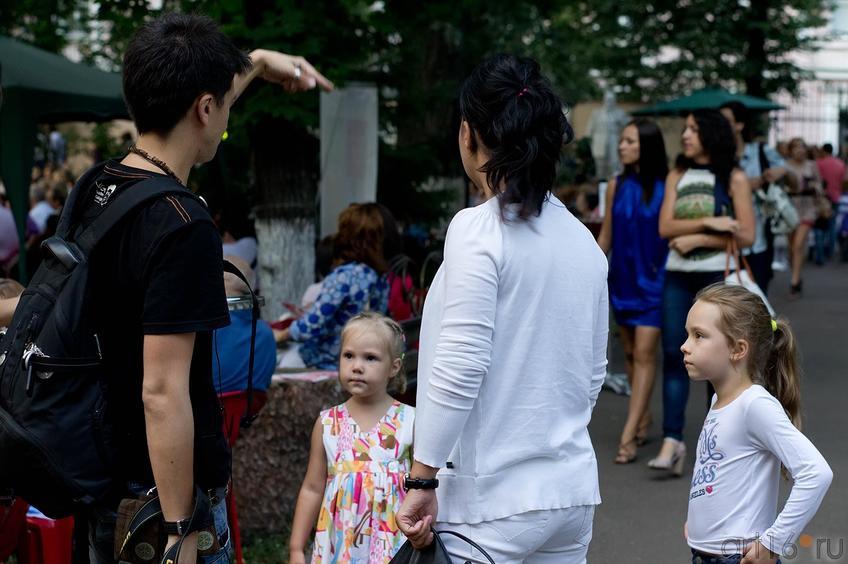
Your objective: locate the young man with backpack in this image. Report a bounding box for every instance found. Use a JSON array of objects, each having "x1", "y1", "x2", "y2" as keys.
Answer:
[
  {"x1": 0, "y1": 13, "x2": 331, "y2": 563},
  {"x1": 720, "y1": 101, "x2": 797, "y2": 294}
]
